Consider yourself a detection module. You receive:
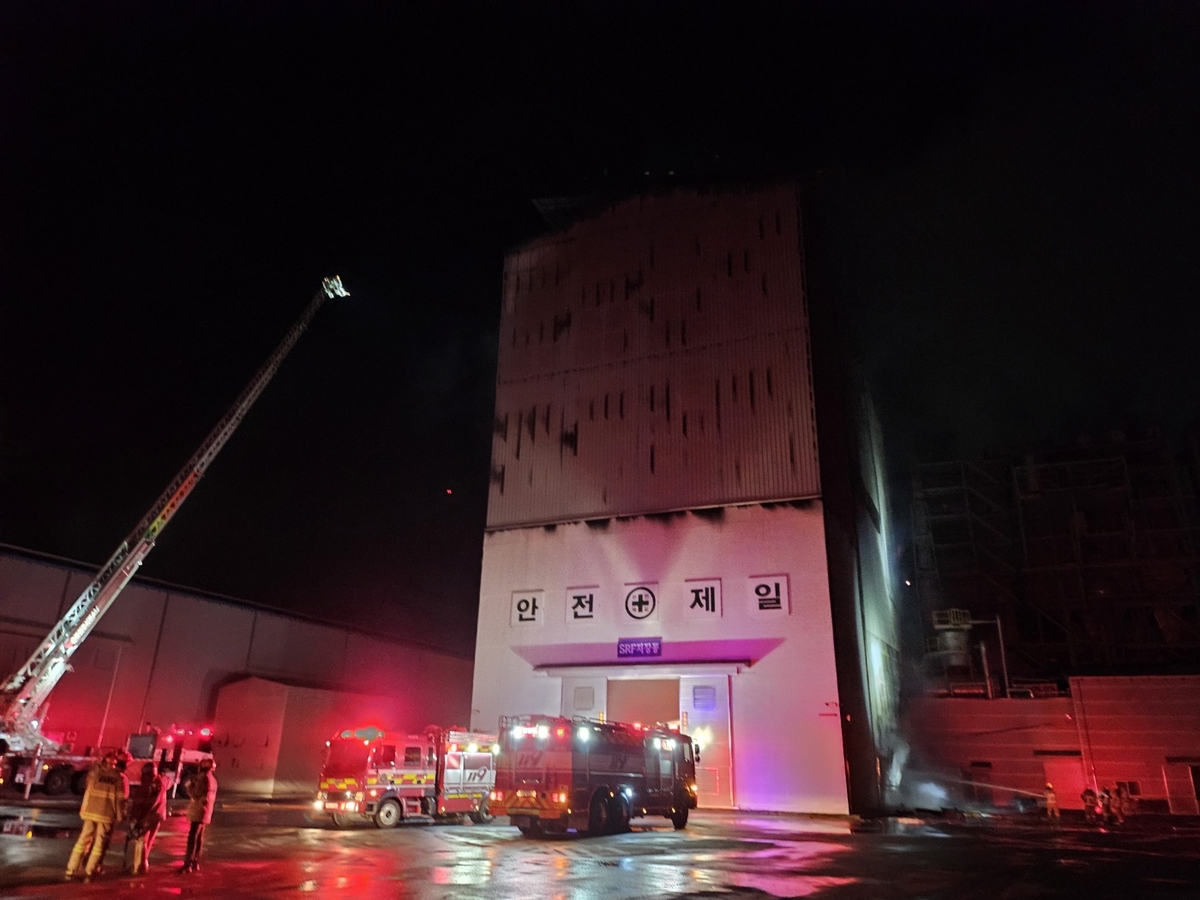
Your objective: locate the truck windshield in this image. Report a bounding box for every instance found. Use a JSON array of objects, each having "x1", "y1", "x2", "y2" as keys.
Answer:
[{"x1": 324, "y1": 740, "x2": 370, "y2": 775}]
